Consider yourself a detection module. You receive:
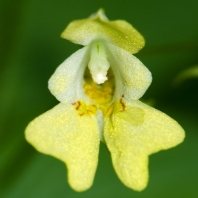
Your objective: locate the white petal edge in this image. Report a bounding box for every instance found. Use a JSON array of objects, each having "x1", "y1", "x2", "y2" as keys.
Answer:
[
  {"x1": 106, "y1": 43, "x2": 152, "y2": 101},
  {"x1": 48, "y1": 46, "x2": 90, "y2": 103}
]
